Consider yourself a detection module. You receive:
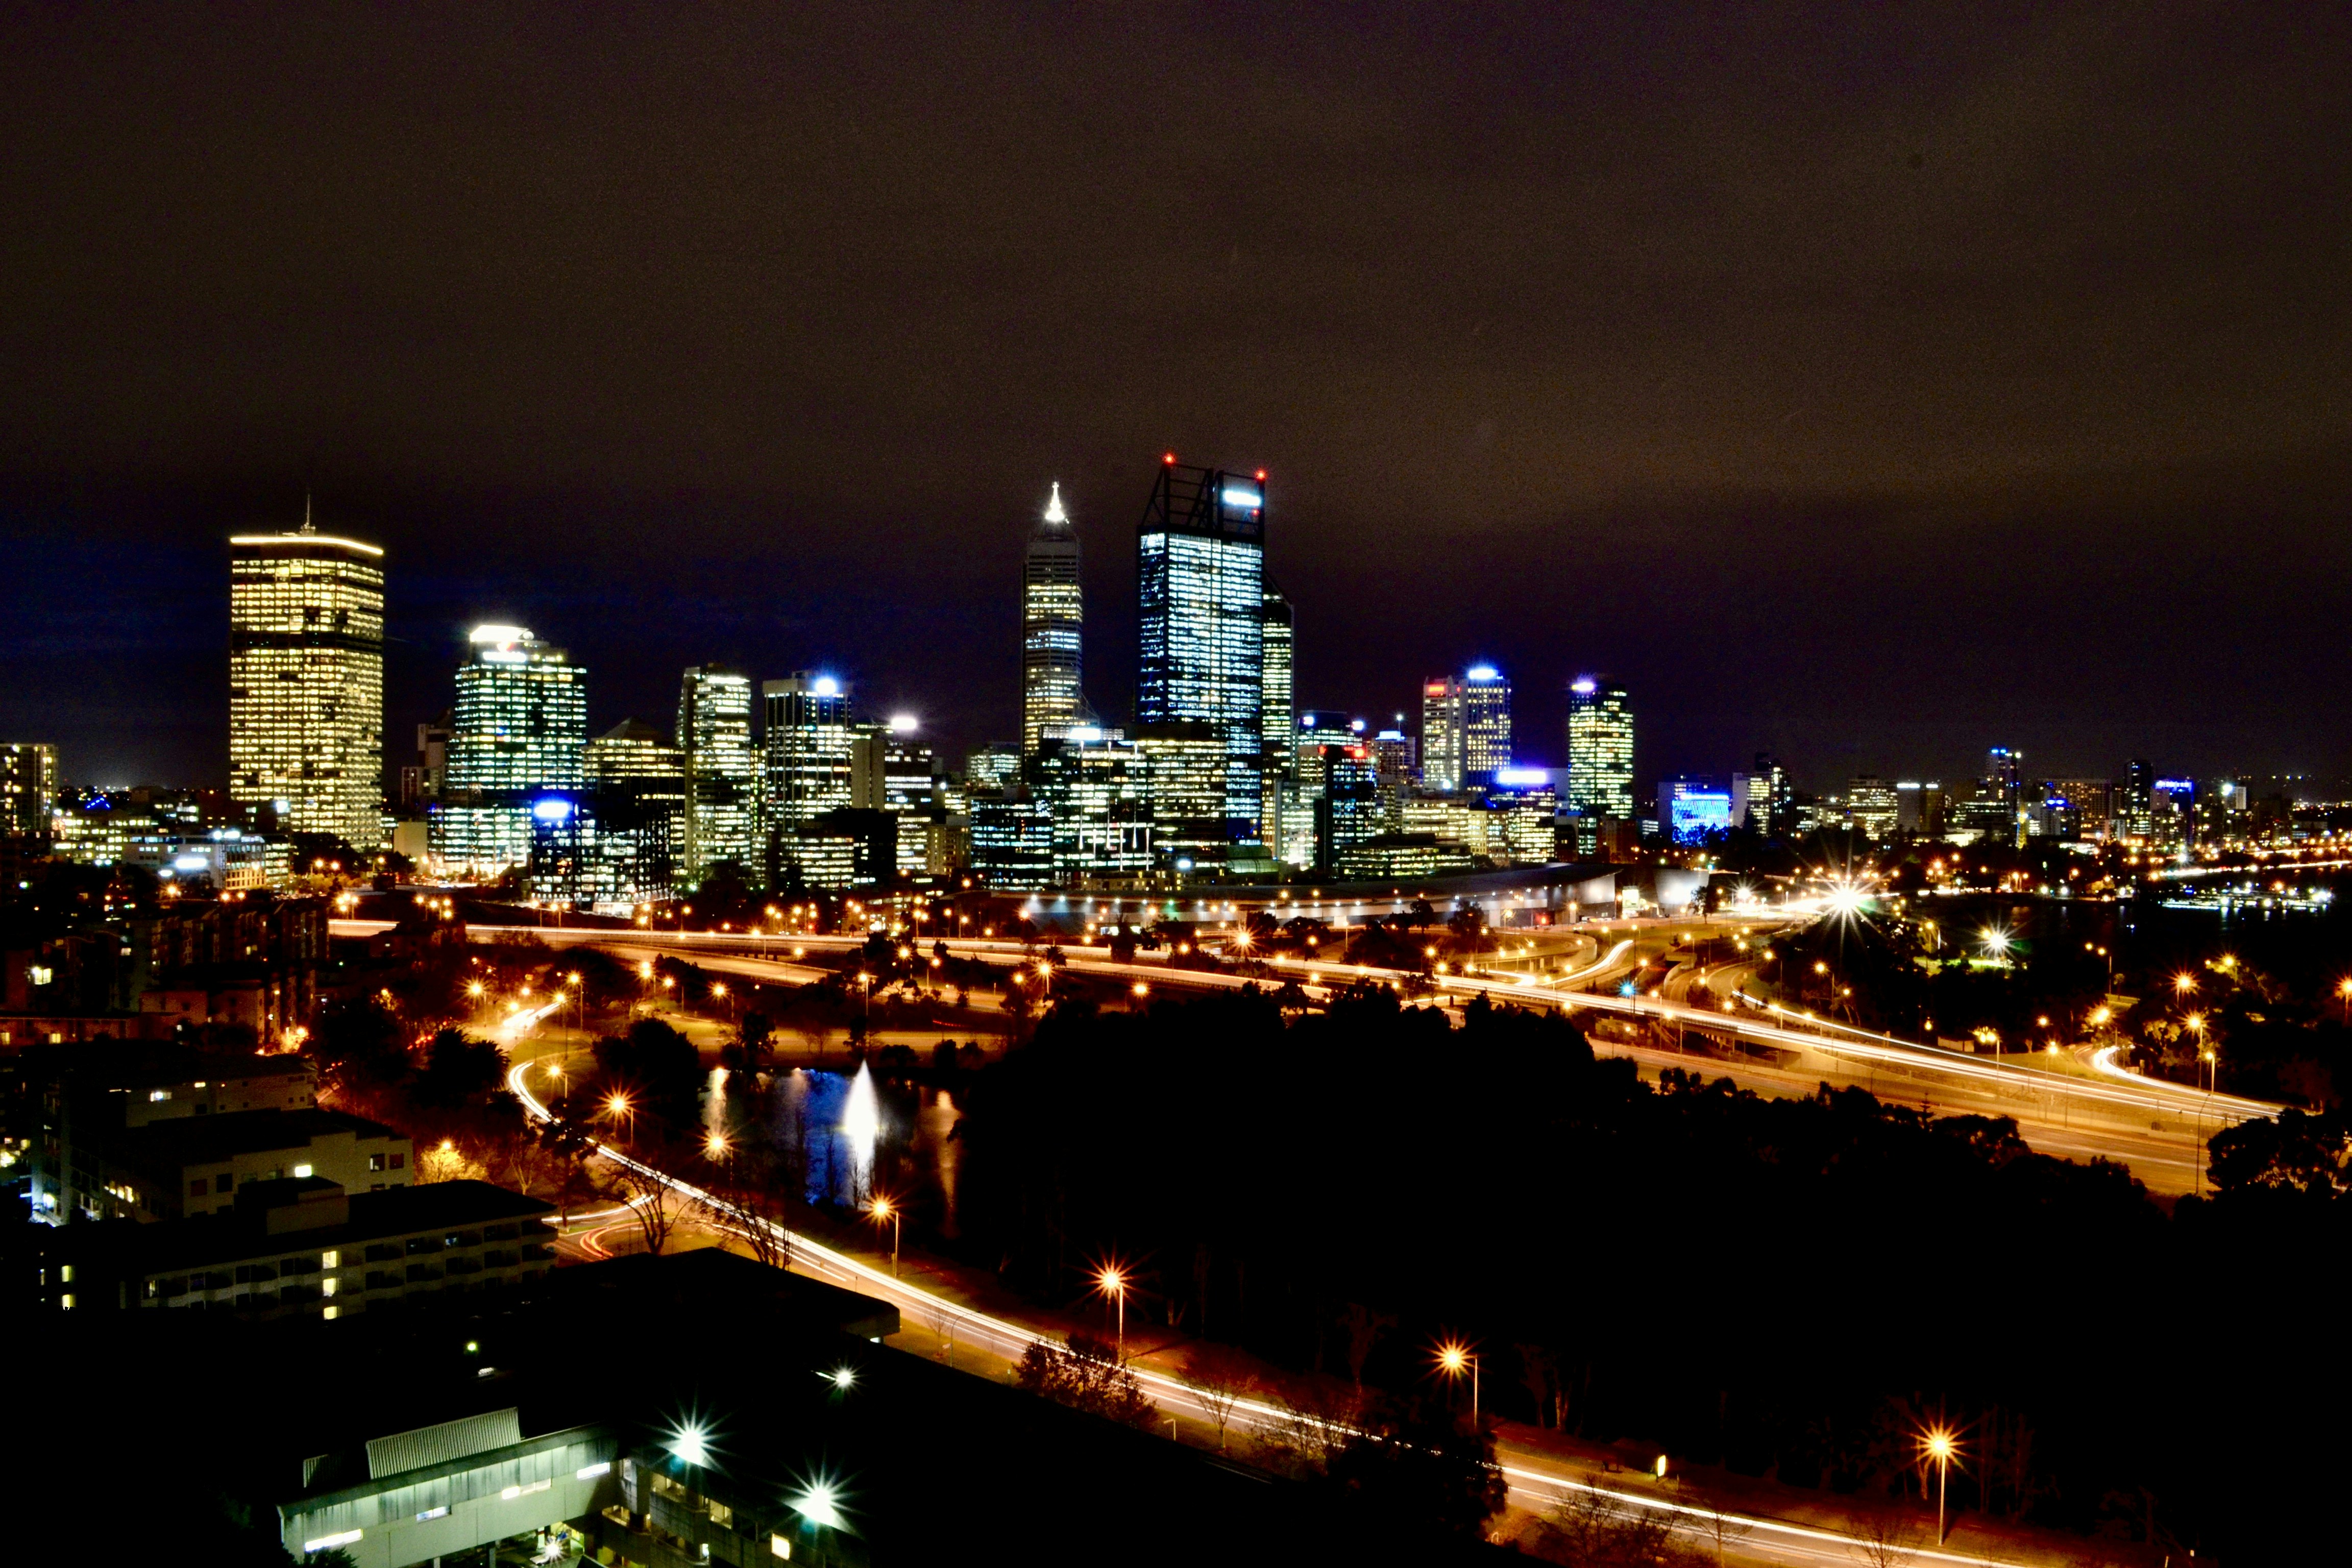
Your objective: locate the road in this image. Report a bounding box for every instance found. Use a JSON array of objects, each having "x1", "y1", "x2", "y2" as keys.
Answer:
[{"x1": 354, "y1": 917, "x2": 2274, "y2": 1194}]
